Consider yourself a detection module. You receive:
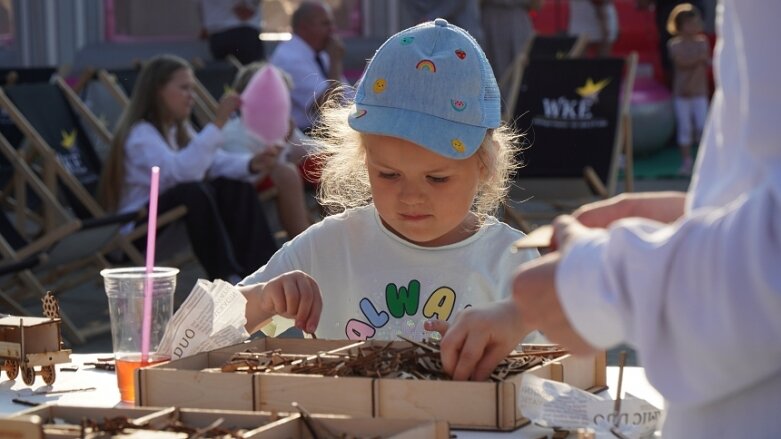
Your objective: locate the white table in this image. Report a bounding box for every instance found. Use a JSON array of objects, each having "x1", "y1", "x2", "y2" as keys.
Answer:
[{"x1": 0, "y1": 354, "x2": 663, "y2": 437}]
